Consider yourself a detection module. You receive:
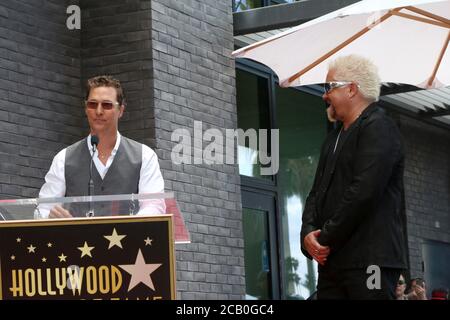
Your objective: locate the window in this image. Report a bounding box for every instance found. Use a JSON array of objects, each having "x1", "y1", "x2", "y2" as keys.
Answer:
[
  {"x1": 233, "y1": 0, "x2": 301, "y2": 12},
  {"x1": 275, "y1": 86, "x2": 327, "y2": 299},
  {"x1": 236, "y1": 61, "x2": 327, "y2": 299},
  {"x1": 236, "y1": 69, "x2": 271, "y2": 180},
  {"x1": 243, "y1": 208, "x2": 271, "y2": 299},
  {"x1": 233, "y1": 0, "x2": 264, "y2": 12}
]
